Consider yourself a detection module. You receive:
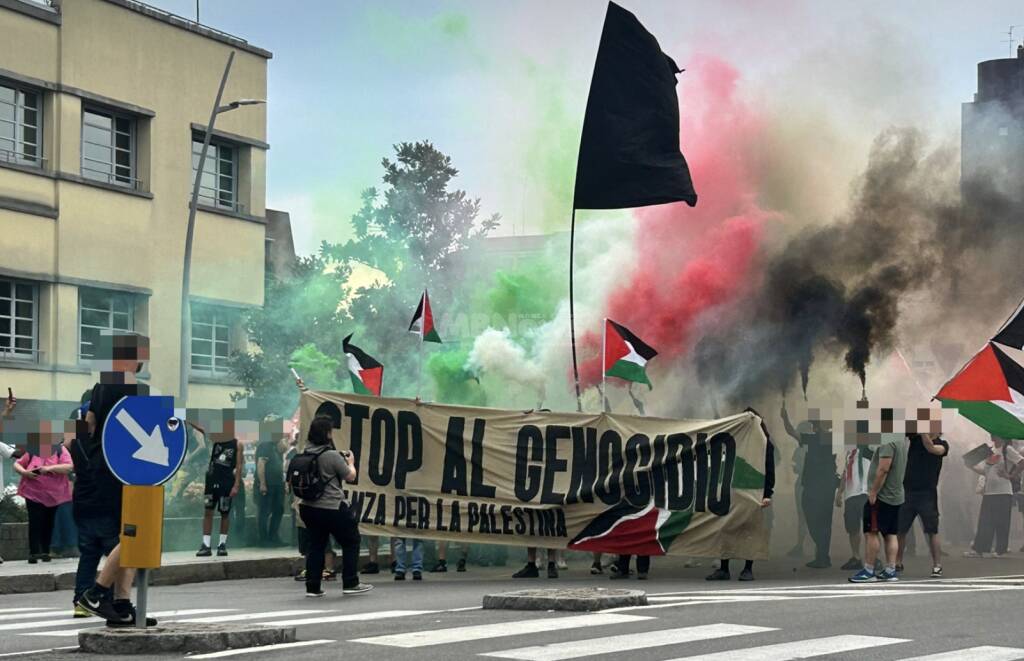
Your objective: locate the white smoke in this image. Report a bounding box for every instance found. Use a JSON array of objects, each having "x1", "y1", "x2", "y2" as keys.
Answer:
[{"x1": 467, "y1": 327, "x2": 547, "y2": 401}]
